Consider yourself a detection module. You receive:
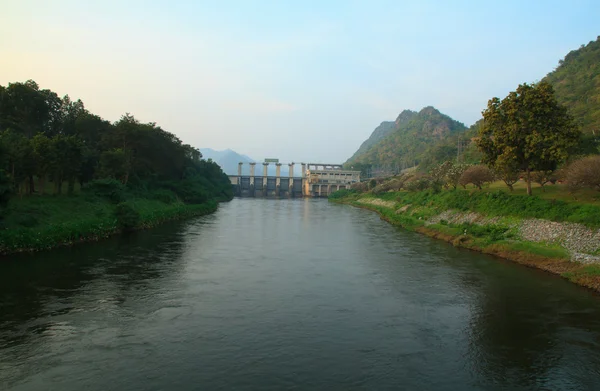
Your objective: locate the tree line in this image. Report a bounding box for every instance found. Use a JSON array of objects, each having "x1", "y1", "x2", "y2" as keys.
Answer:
[{"x1": 0, "y1": 80, "x2": 232, "y2": 206}]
